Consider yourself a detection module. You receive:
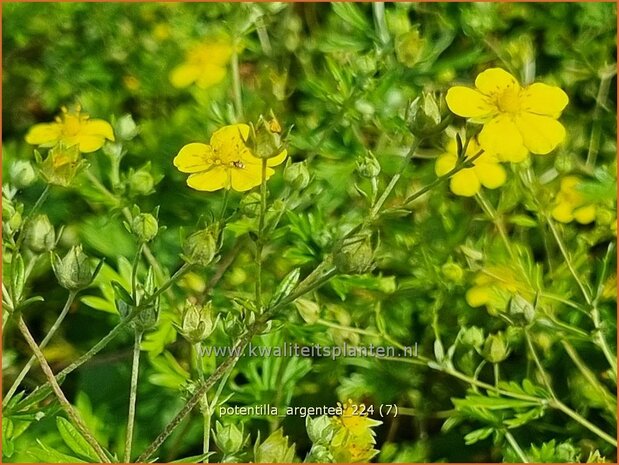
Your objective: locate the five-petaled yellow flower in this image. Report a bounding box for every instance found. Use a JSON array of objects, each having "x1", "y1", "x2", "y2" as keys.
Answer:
[
  {"x1": 174, "y1": 124, "x2": 287, "y2": 192},
  {"x1": 170, "y1": 41, "x2": 233, "y2": 89},
  {"x1": 446, "y1": 68, "x2": 569, "y2": 162},
  {"x1": 551, "y1": 176, "x2": 597, "y2": 224},
  {"x1": 25, "y1": 107, "x2": 115, "y2": 153},
  {"x1": 435, "y1": 138, "x2": 506, "y2": 197}
]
